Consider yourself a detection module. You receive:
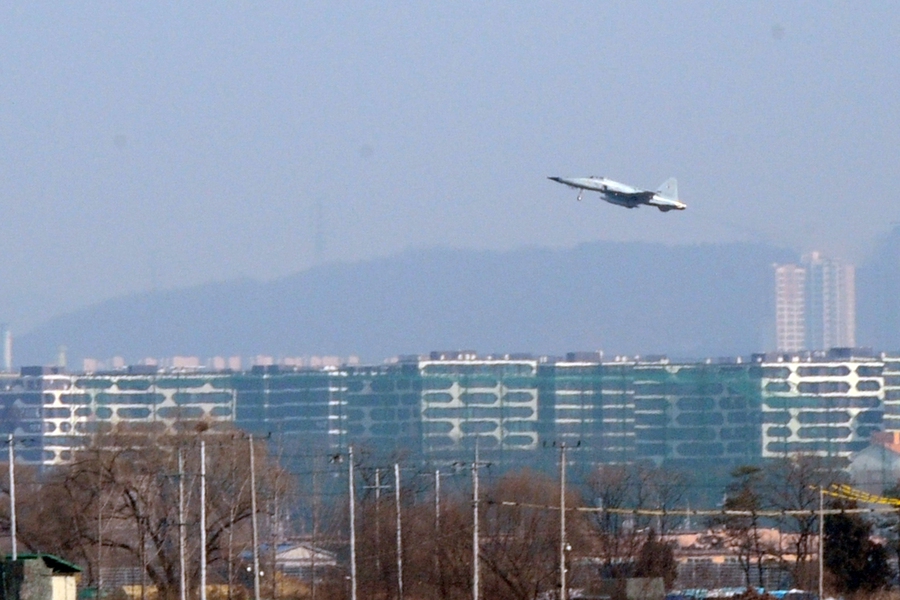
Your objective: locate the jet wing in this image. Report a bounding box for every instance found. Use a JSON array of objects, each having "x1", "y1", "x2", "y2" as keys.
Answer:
[{"x1": 604, "y1": 190, "x2": 655, "y2": 202}]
